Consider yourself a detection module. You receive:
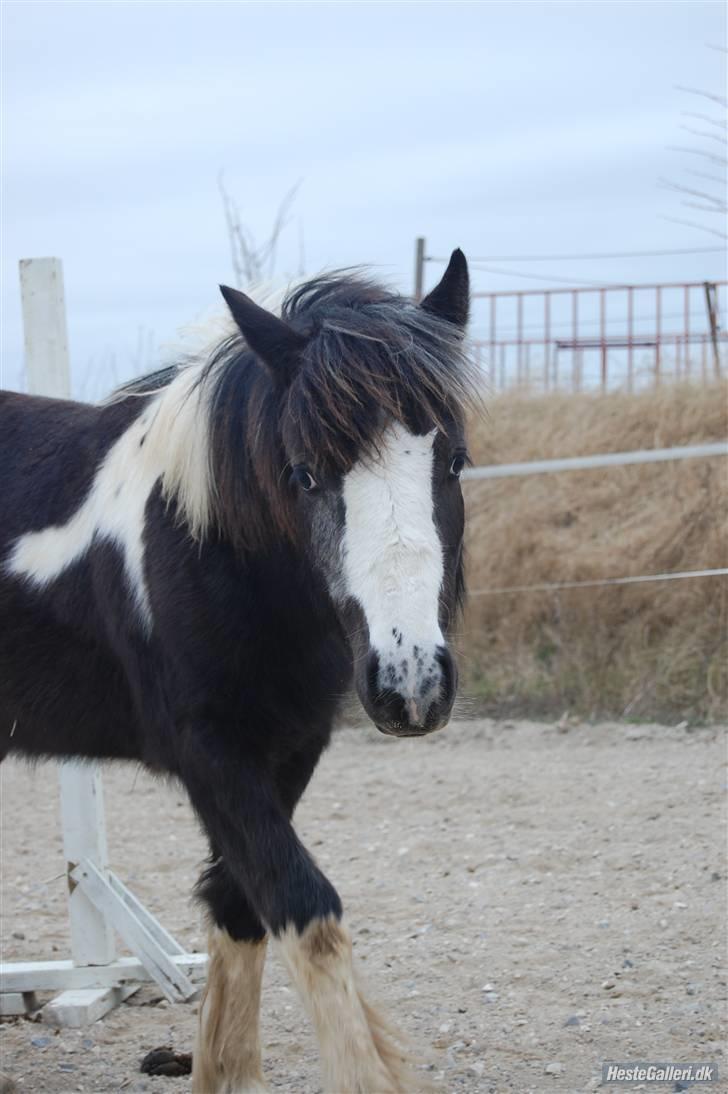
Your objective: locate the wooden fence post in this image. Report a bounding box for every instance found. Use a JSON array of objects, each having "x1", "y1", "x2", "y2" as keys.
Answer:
[
  {"x1": 414, "y1": 237, "x2": 426, "y2": 301},
  {"x1": 19, "y1": 258, "x2": 71, "y2": 400},
  {"x1": 19, "y1": 258, "x2": 120, "y2": 1022}
]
